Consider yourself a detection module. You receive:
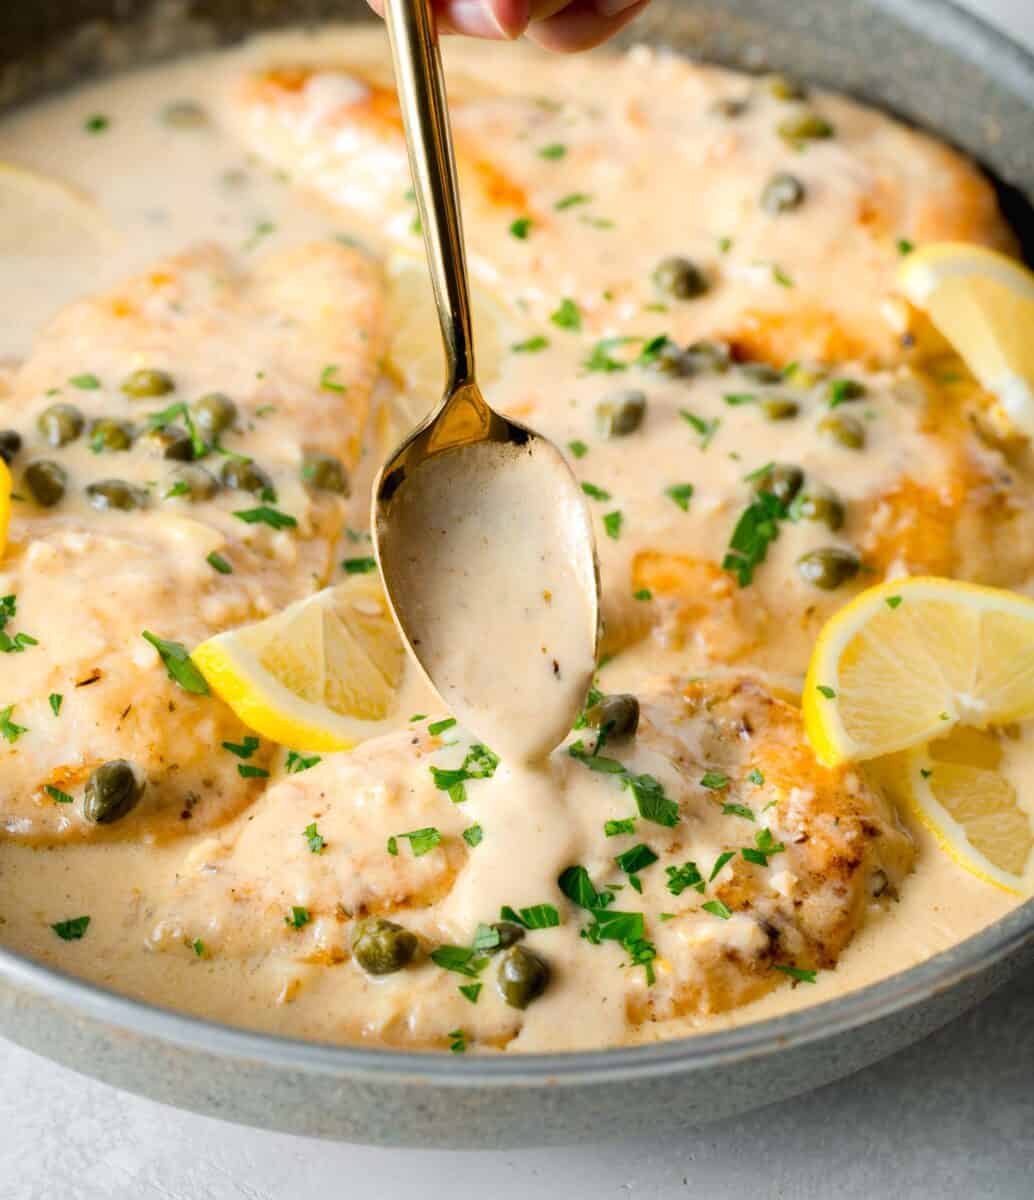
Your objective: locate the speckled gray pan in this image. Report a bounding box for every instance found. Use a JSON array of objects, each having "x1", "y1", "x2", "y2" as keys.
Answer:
[{"x1": 1, "y1": 0, "x2": 1033, "y2": 1149}]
